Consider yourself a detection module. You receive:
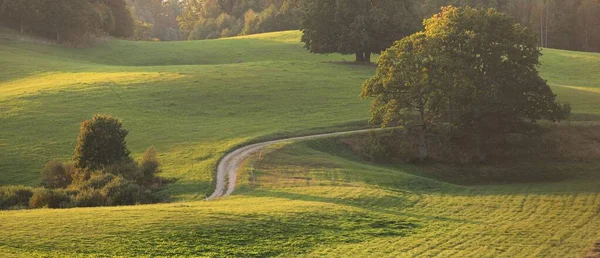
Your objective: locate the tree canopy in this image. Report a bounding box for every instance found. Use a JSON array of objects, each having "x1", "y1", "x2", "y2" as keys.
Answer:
[
  {"x1": 73, "y1": 115, "x2": 132, "y2": 172},
  {"x1": 300, "y1": 0, "x2": 421, "y2": 63},
  {"x1": 361, "y1": 6, "x2": 570, "y2": 159}
]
